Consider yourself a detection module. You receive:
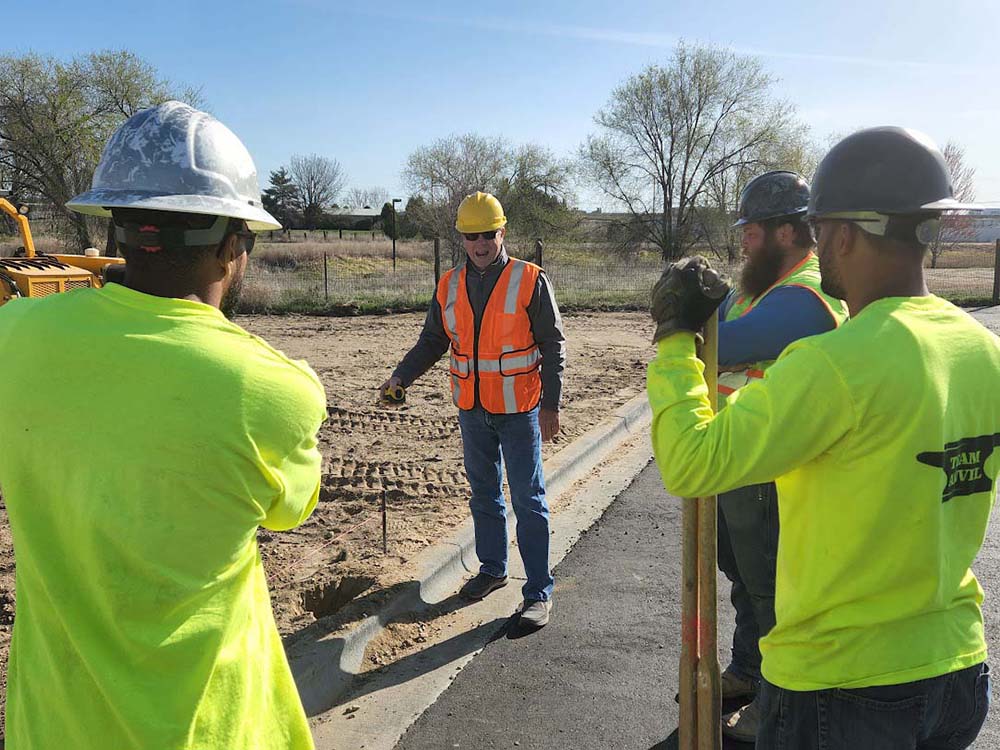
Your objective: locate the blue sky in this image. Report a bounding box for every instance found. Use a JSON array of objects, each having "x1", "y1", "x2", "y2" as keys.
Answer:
[{"x1": 9, "y1": 0, "x2": 1000, "y2": 207}]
